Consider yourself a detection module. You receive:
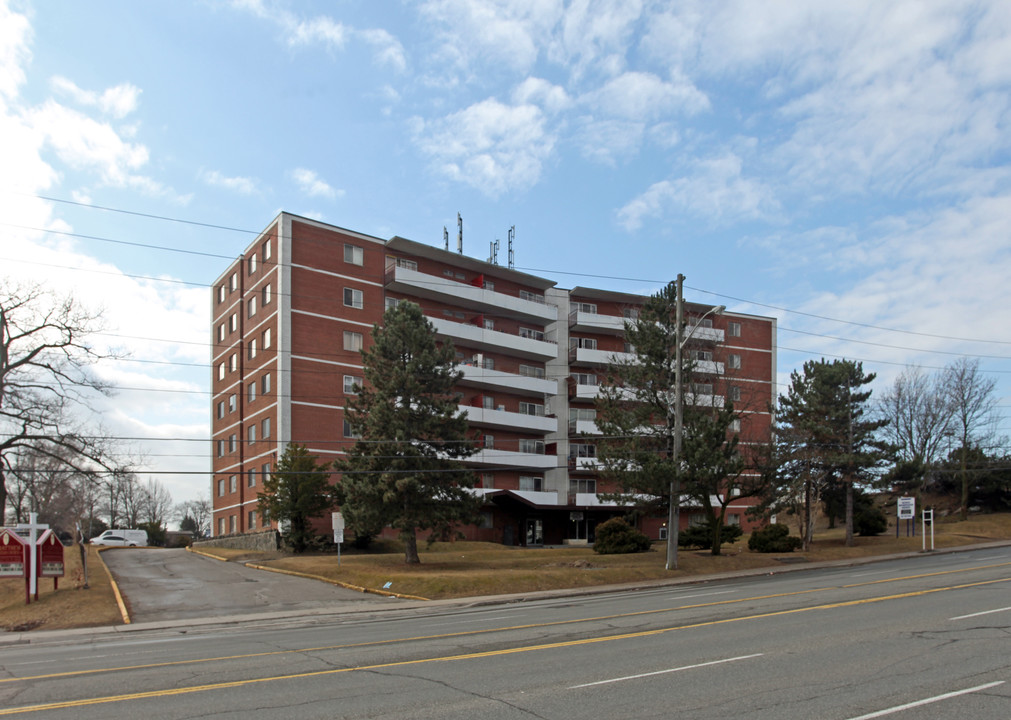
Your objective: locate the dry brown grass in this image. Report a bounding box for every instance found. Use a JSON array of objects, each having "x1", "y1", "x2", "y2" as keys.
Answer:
[
  {"x1": 0, "y1": 544, "x2": 121, "y2": 632},
  {"x1": 3, "y1": 515, "x2": 1009, "y2": 632}
]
